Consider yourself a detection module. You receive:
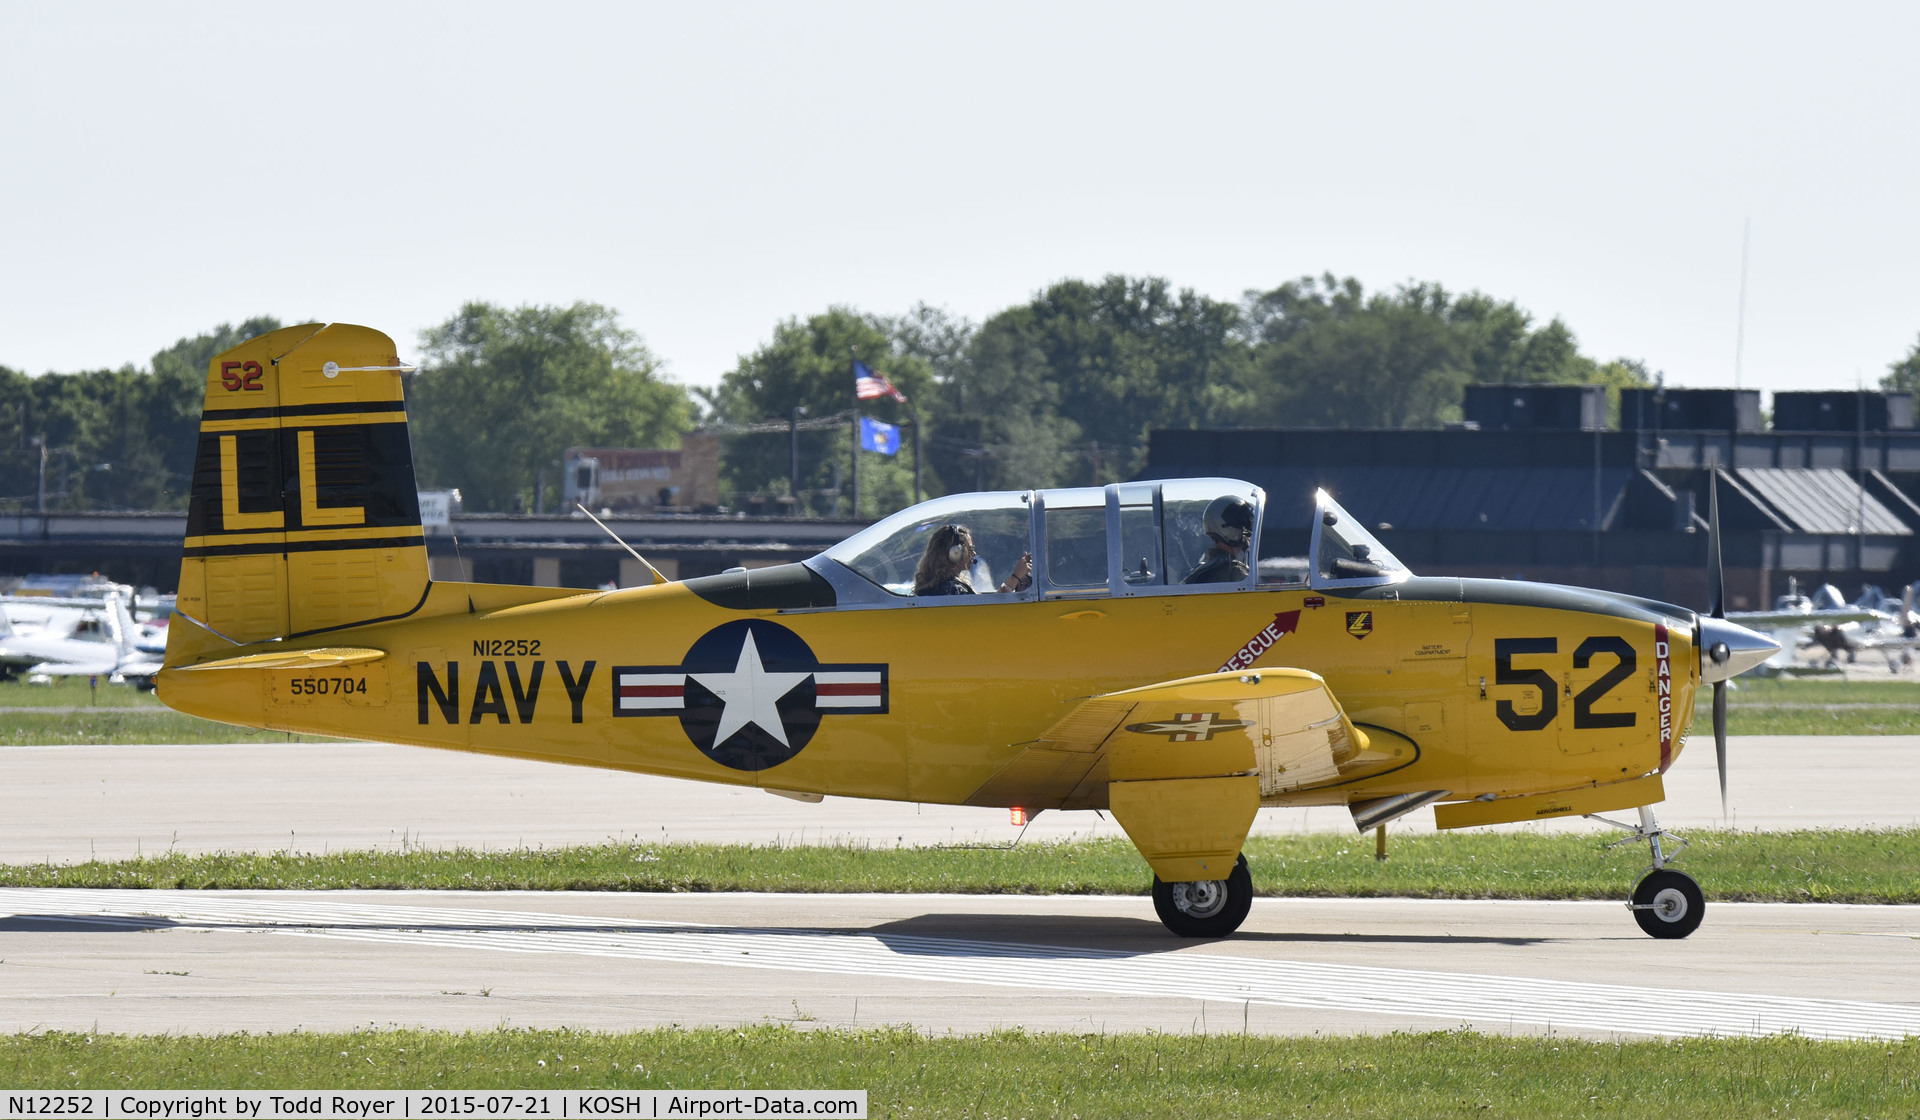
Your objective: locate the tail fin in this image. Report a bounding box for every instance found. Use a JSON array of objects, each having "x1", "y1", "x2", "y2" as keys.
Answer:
[
  {"x1": 166, "y1": 323, "x2": 428, "y2": 667},
  {"x1": 105, "y1": 592, "x2": 131, "y2": 658}
]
